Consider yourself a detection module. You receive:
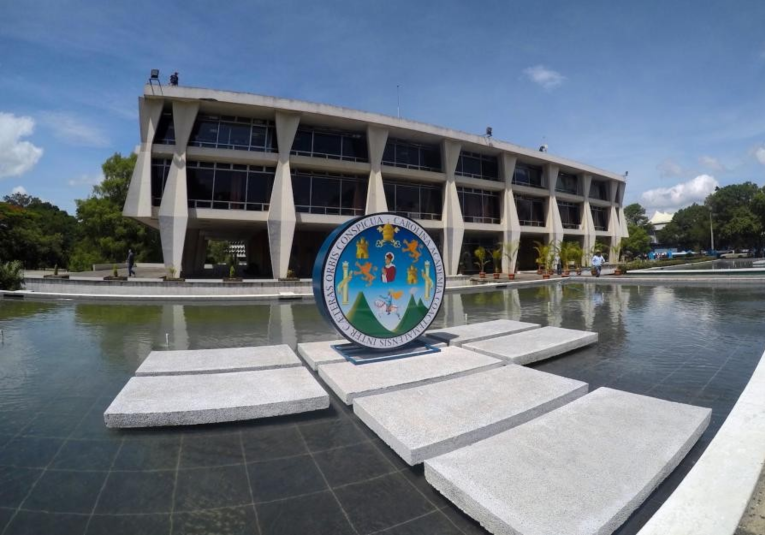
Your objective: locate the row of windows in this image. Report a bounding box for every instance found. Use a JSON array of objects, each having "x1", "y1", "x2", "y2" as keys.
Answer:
[
  {"x1": 455, "y1": 151, "x2": 499, "y2": 181},
  {"x1": 556, "y1": 172, "x2": 579, "y2": 195},
  {"x1": 189, "y1": 115, "x2": 278, "y2": 153},
  {"x1": 292, "y1": 170, "x2": 368, "y2": 216},
  {"x1": 384, "y1": 181, "x2": 443, "y2": 220},
  {"x1": 590, "y1": 180, "x2": 610, "y2": 201},
  {"x1": 382, "y1": 139, "x2": 442, "y2": 172},
  {"x1": 291, "y1": 127, "x2": 368, "y2": 162},
  {"x1": 457, "y1": 187, "x2": 501, "y2": 224},
  {"x1": 150, "y1": 159, "x2": 613, "y2": 229}
]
